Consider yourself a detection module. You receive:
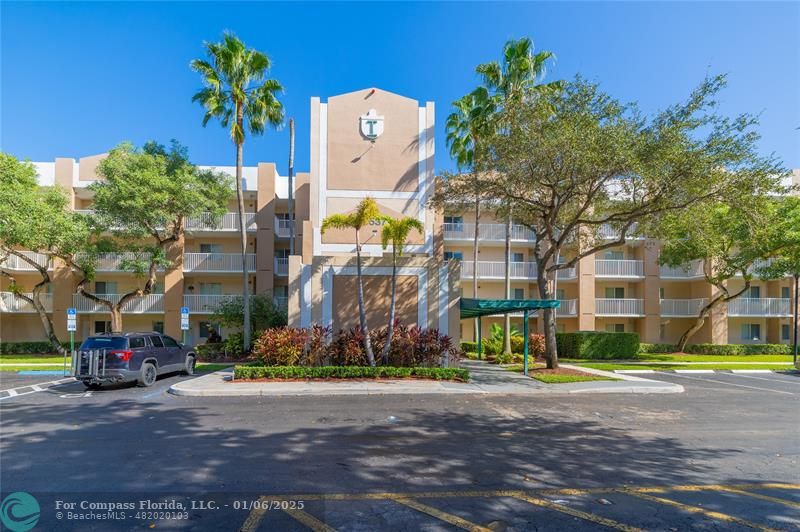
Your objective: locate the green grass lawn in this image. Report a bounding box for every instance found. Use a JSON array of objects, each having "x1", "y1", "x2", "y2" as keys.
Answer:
[
  {"x1": 0, "y1": 355, "x2": 66, "y2": 365},
  {"x1": 563, "y1": 354, "x2": 794, "y2": 363},
  {"x1": 503, "y1": 364, "x2": 619, "y2": 383},
  {"x1": 578, "y1": 362, "x2": 795, "y2": 371}
]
